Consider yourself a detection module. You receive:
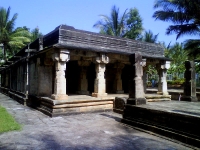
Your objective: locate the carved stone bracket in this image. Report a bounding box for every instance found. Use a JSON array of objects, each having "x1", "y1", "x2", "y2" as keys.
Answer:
[
  {"x1": 52, "y1": 49, "x2": 70, "y2": 62},
  {"x1": 93, "y1": 53, "x2": 109, "y2": 64}
]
